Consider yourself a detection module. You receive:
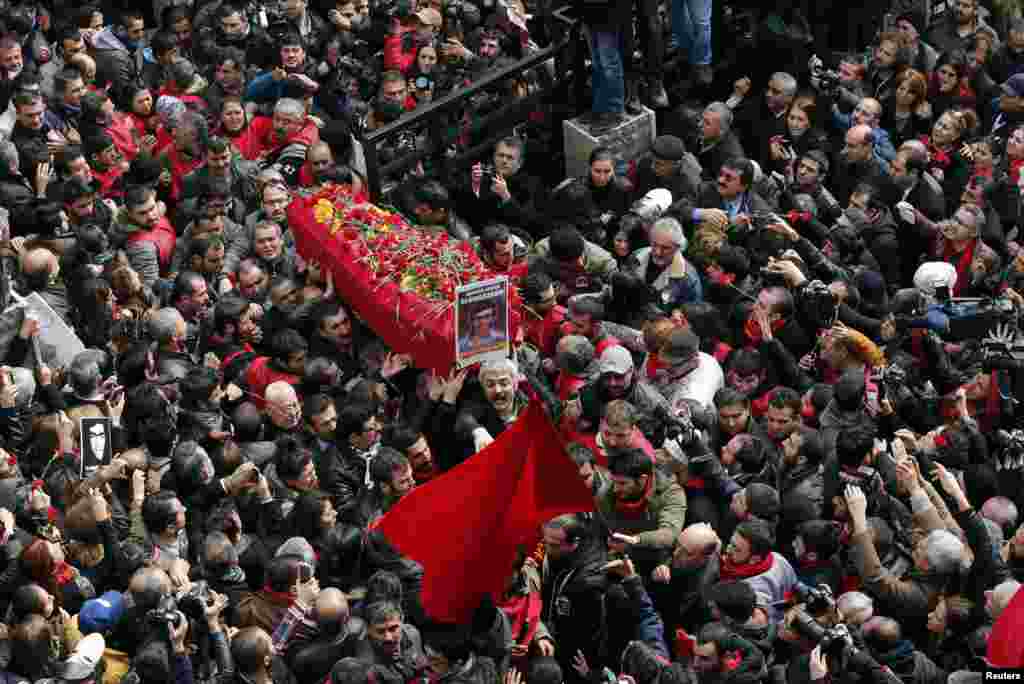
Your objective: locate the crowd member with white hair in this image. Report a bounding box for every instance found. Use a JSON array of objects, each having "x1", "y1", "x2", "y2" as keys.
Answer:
[{"x1": 624, "y1": 216, "x2": 703, "y2": 311}]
